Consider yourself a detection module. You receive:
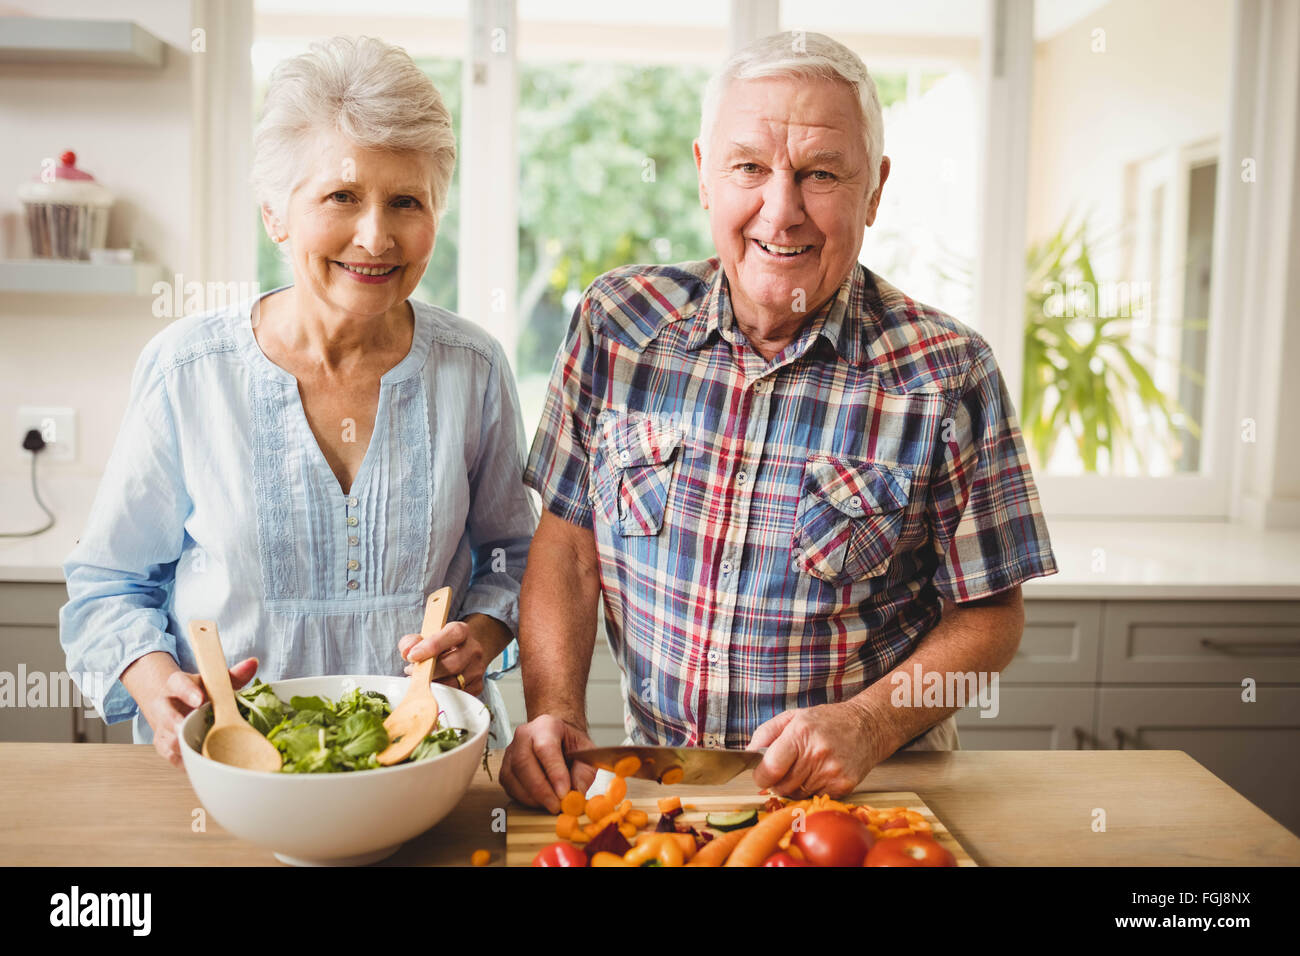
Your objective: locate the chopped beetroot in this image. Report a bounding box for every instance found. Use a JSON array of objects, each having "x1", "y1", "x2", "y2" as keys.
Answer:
[{"x1": 583, "y1": 823, "x2": 632, "y2": 859}]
